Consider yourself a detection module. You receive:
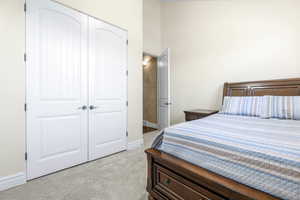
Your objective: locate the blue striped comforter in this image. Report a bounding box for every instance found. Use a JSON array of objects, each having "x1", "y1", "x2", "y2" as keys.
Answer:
[{"x1": 154, "y1": 114, "x2": 300, "y2": 200}]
